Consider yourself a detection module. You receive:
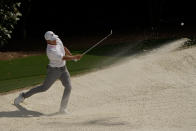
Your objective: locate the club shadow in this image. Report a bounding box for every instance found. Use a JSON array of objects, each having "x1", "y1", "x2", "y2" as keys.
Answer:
[
  {"x1": 0, "y1": 104, "x2": 43, "y2": 118},
  {"x1": 43, "y1": 117, "x2": 129, "y2": 127},
  {"x1": 80, "y1": 117, "x2": 128, "y2": 126}
]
